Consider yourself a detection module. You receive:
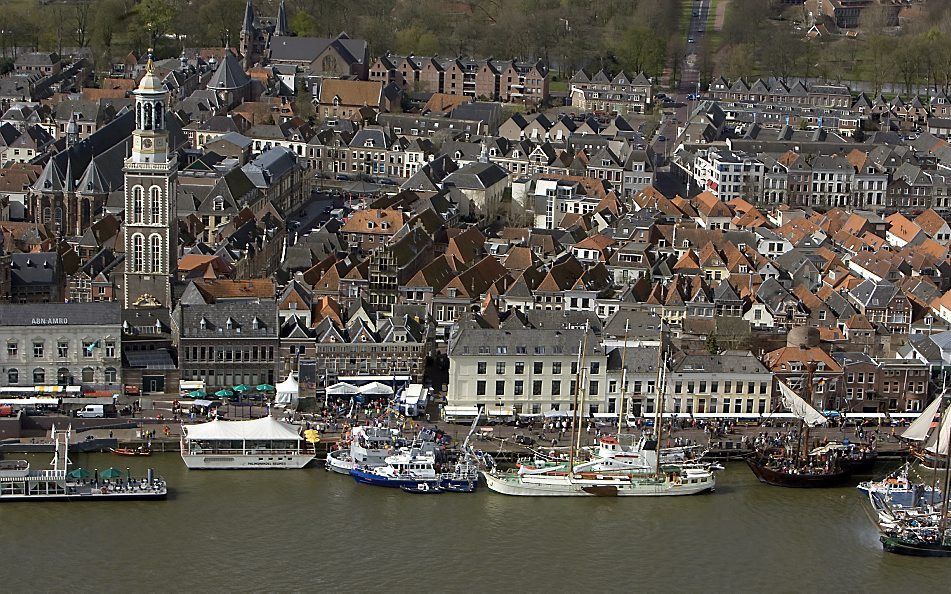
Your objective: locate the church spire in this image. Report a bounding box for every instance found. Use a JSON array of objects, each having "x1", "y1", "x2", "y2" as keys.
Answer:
[
  {"x1": 241, "y1": 0, "x2": 255, "y2": 35},
  {"x1": 275, "y1": 0, "x2": 290, "y2": 36}
]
